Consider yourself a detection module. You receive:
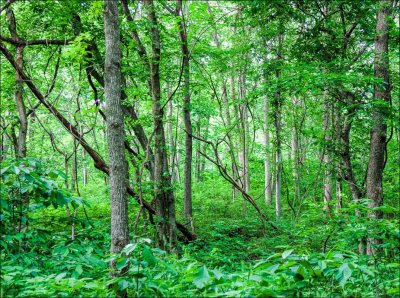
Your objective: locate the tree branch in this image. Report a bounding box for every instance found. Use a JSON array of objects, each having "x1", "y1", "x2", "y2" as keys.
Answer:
[{"x1": 0, "y1": 34, "x2": 72, "y2": 46}]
